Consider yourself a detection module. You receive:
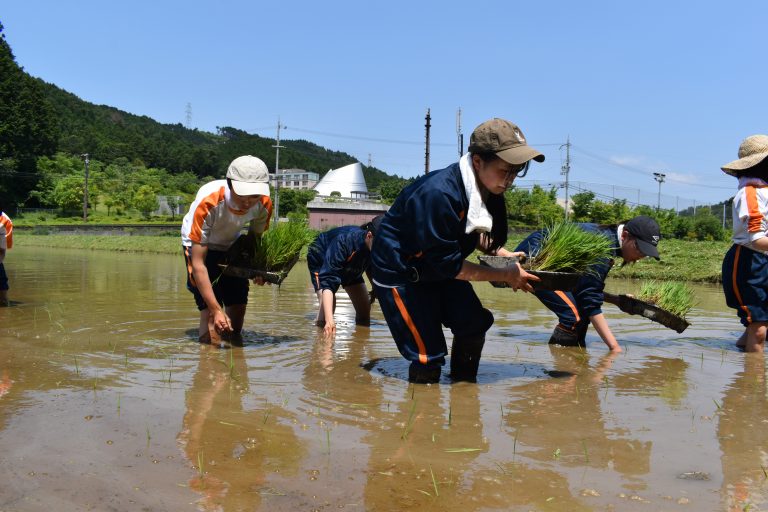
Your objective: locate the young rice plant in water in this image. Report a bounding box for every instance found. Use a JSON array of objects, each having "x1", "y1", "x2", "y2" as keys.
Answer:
[
  {"x1": 638, "y1": 280, "x2": 696, "y2": 319},
  {"x1": 252, "y1": 221, "x2": 314, "y2": 271},
  {"x1": 528, "y1": 222, "x2": 614, "y2": 274}
]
